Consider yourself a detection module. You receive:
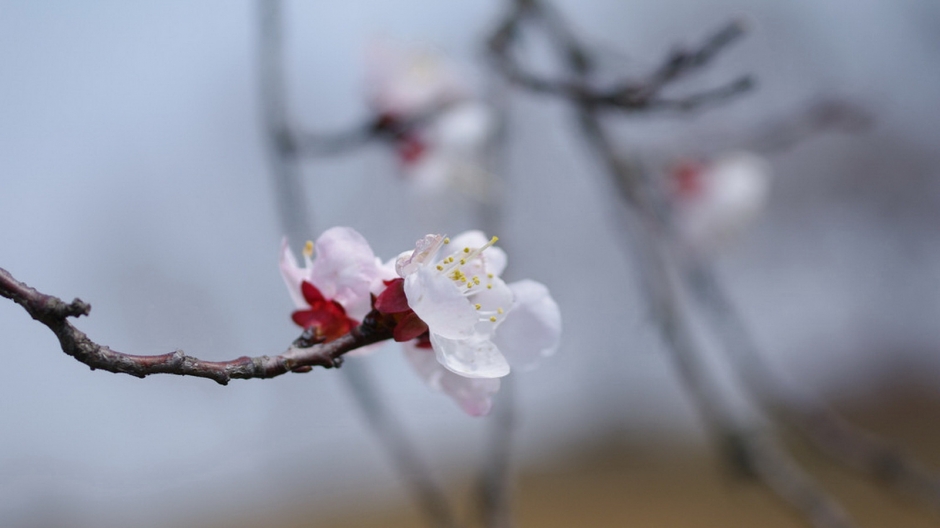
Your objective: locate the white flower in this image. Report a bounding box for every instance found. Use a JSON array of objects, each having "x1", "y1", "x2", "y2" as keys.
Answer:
[
  {"x1": 365, "y1": 40, "x2": 498, "y2": 199},
  {"x1": 671, "y1": 151, "x2": 772, "y2": 250},
  {"x1": 399, "y1": 277, "x2": 561, "y2": 416},
  {"x1": 407, "y1": 101, "x2": 497, "y2": 199},
  {"x1": 396, "y1": 231, "x2": 561, "y2": 383},
  {"x1": 365, "y1": 40, "x2": 467, "y2": 117}
]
